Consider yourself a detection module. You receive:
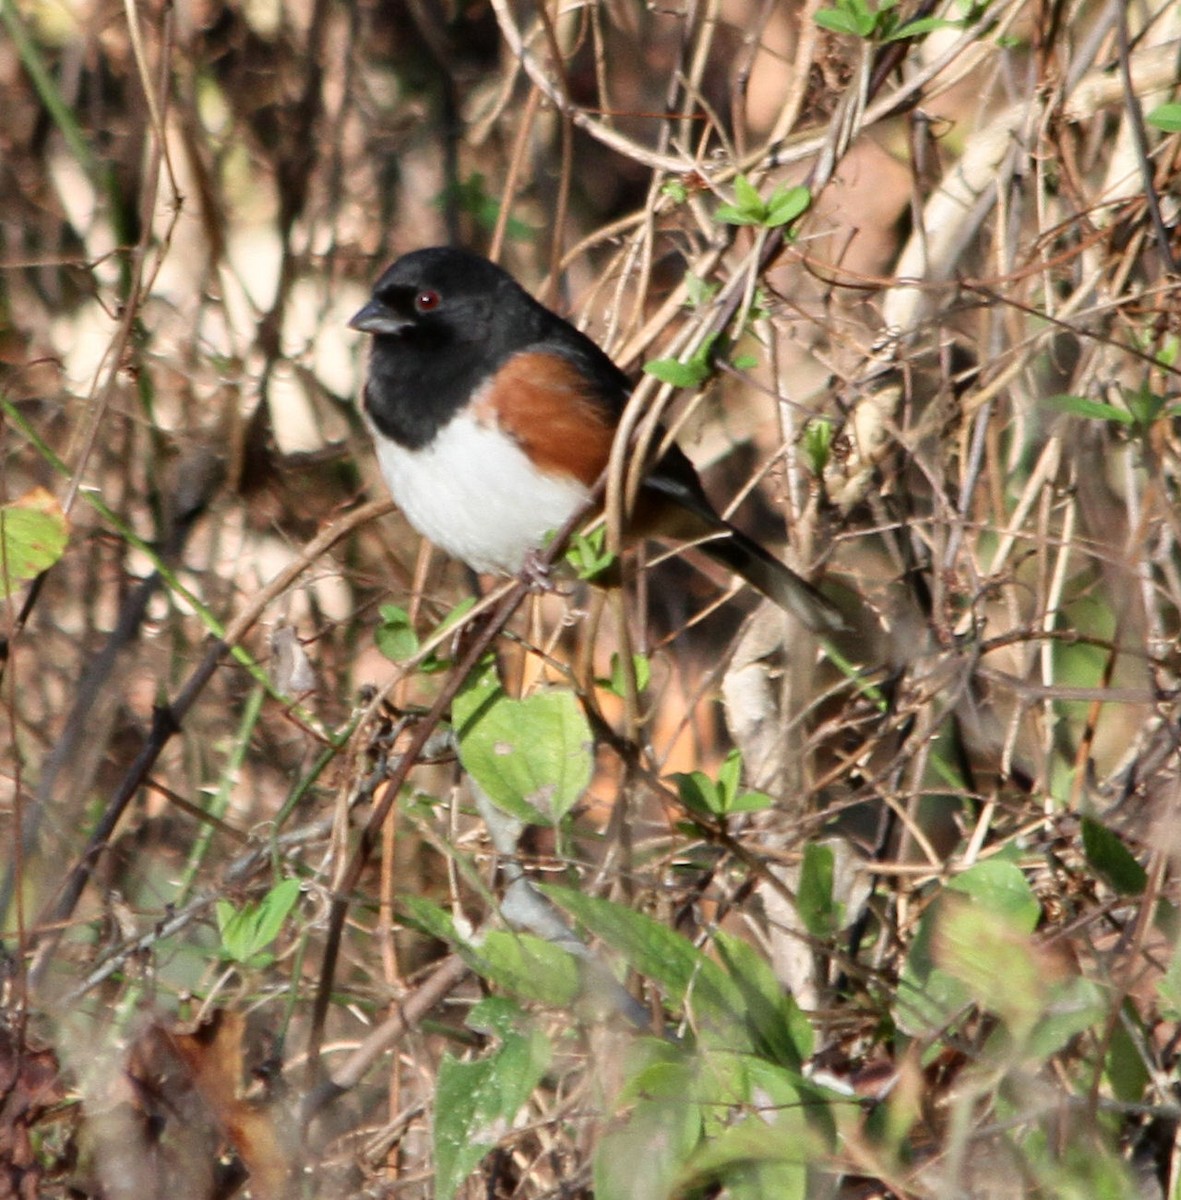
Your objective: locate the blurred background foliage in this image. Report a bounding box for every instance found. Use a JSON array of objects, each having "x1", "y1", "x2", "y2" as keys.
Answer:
[{"x1": 1, "y1": 0, "x2": 1181, "y2": 1195}]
